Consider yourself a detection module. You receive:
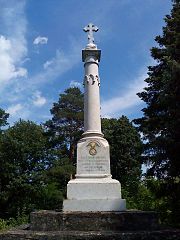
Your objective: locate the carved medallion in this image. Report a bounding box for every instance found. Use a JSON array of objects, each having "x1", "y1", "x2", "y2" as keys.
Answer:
[{"x1": 87, "y1": 141, "x2": 100, "y2": 156}]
